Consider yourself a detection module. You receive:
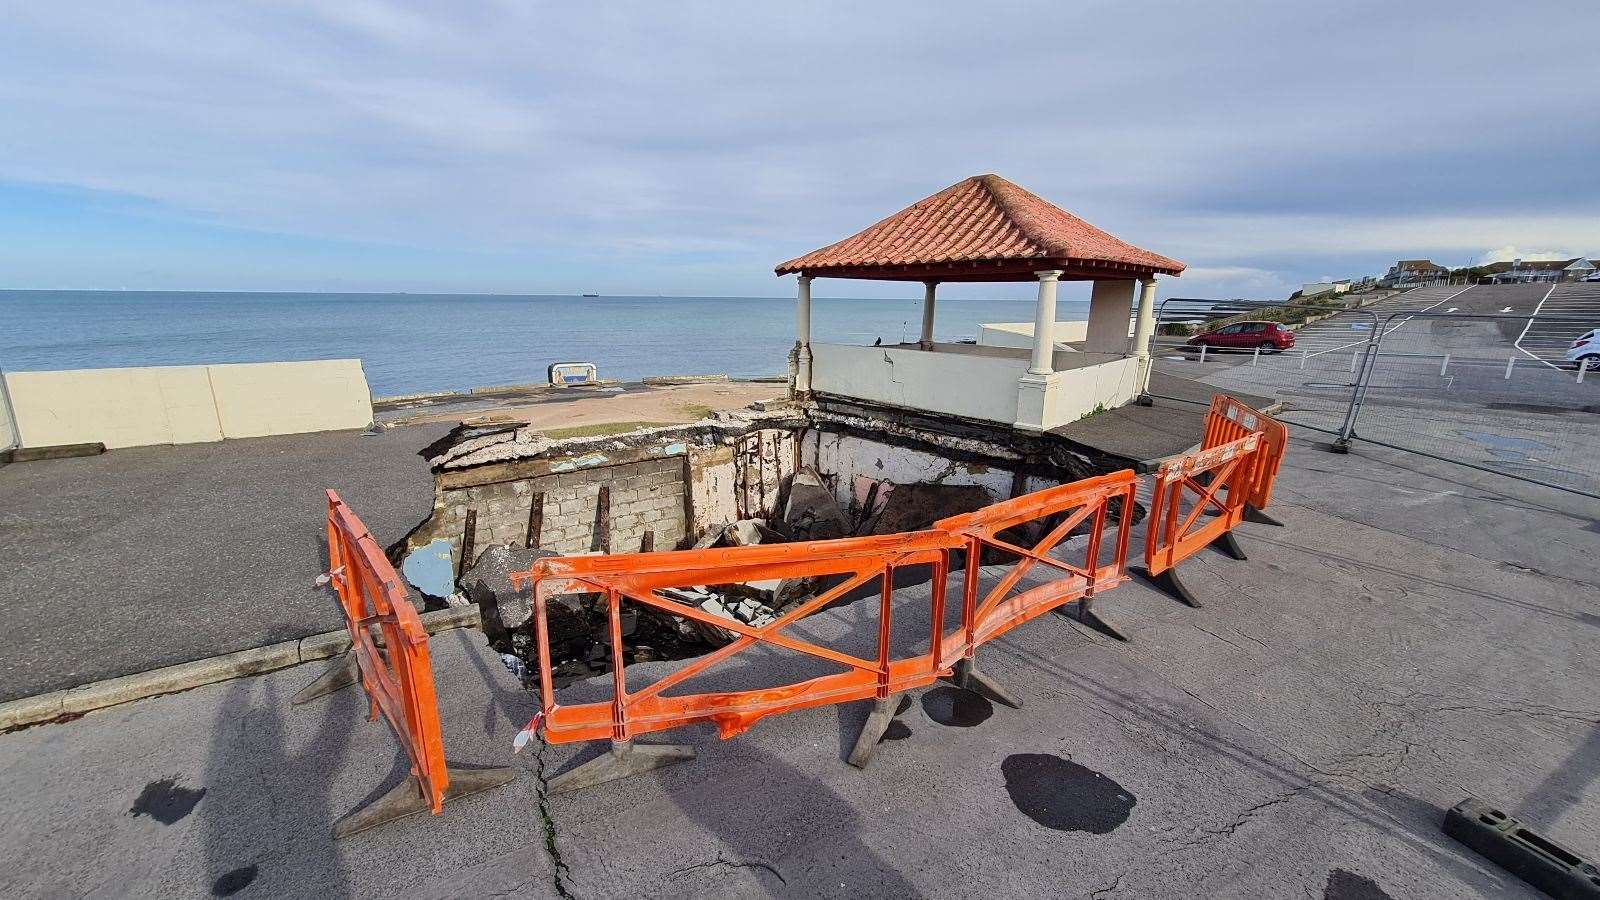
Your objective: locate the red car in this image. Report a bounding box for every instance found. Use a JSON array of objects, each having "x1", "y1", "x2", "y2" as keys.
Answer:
[{"x1": 1187, "y1": 320, "x2": 1295, "y2": 352}]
